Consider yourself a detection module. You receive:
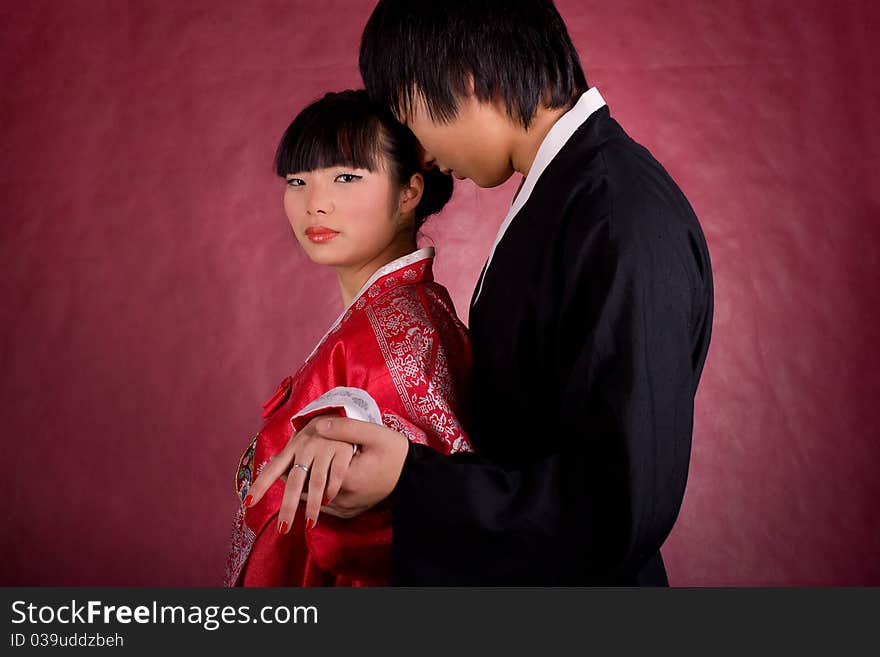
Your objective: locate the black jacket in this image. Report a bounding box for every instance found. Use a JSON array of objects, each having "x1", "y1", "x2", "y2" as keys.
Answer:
[{"x1": 390, "y1": 106, "x2": 714, "y2": 585}]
